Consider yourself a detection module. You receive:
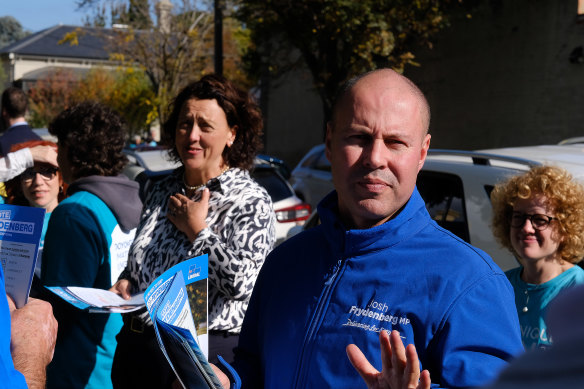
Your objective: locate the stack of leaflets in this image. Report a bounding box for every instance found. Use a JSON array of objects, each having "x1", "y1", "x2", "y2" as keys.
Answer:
[
  {"x1": 144, "y1": 253, "x2": 234, "y2": 389},
  {"x1": 0, "y1": 204, "x2": 45, "y2": 308}
]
